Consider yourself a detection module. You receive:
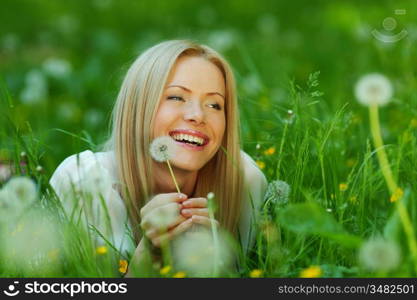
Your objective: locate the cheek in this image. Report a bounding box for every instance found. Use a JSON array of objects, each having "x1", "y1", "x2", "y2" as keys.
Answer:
[
  {"x1": 211, "y1": 114, "x2": 226, "y2": 145},
  {"x1": 153, "y1": 105, "x2": 176, "y2": 135}
]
